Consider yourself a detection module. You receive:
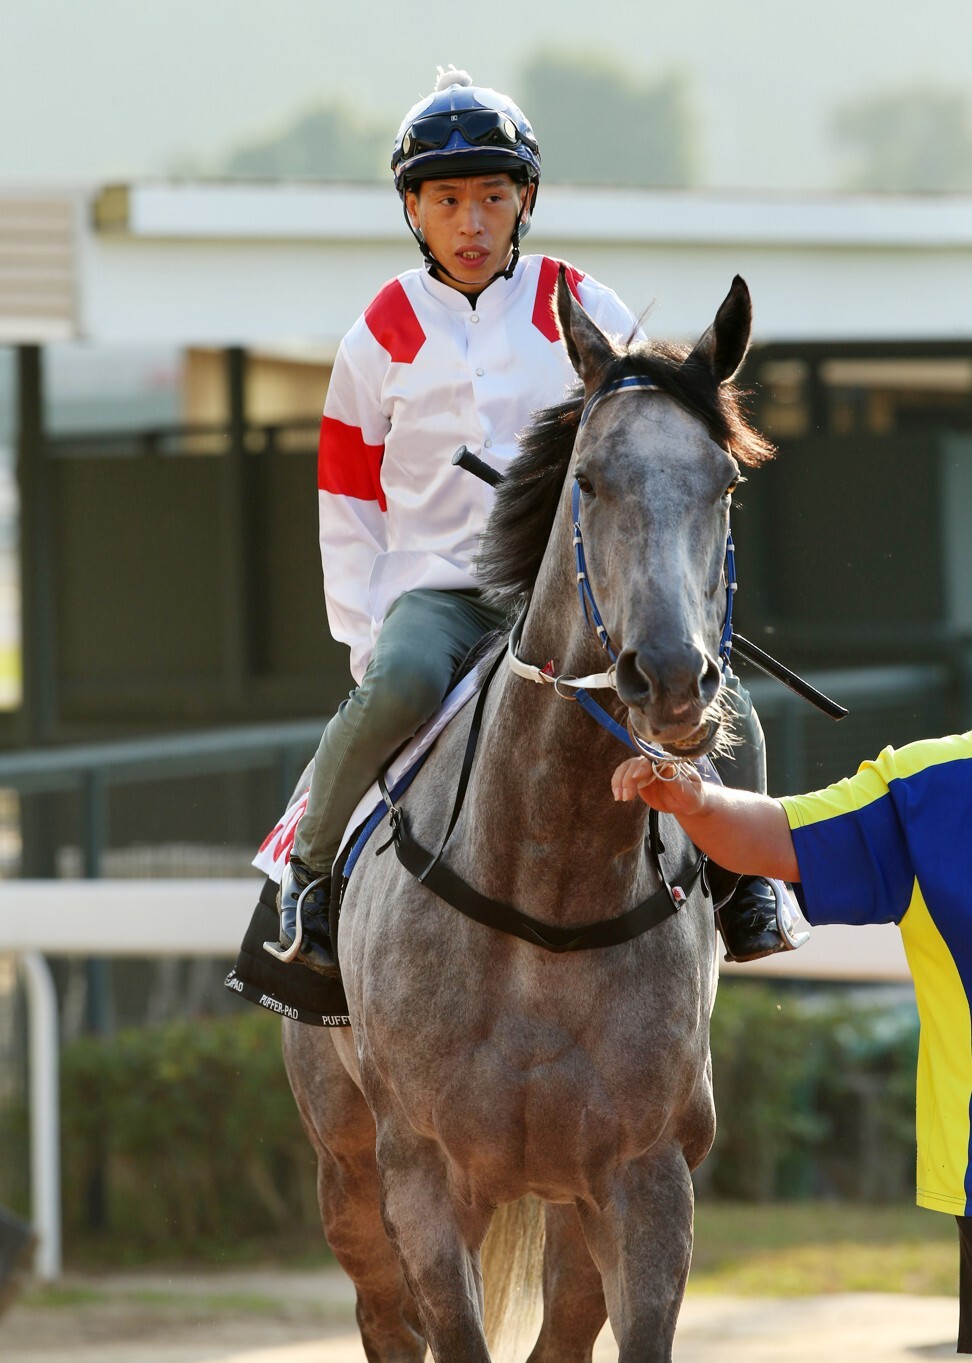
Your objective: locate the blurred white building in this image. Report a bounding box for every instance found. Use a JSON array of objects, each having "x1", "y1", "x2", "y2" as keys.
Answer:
[{"x1": 3, "y1": 181, "x2": 971, "y2": 349}]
